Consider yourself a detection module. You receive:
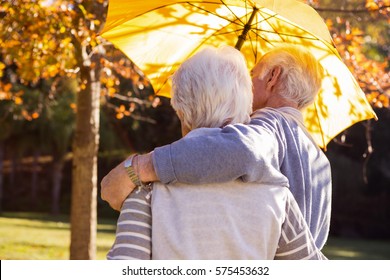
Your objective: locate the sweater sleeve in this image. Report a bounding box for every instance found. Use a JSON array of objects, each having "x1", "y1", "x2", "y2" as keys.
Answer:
[
  {"x1": 153, "y1": 114, "x2": 288, "y2": 187},
  {"x1": 275, "y1": 190, "x2": 327, "y2": 260}
]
